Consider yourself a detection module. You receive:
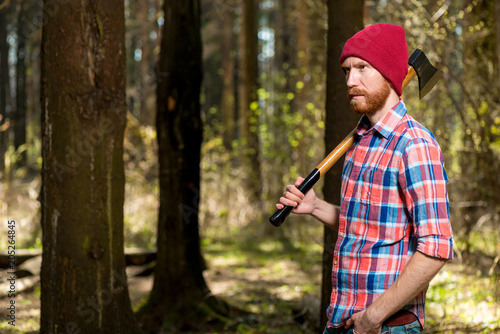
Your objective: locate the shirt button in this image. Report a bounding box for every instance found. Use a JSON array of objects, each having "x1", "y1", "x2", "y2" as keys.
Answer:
[
  {"x1": 333, "y1": 260, "x2": 338, "y2": 265},
  {"x1": 339, "y1": 232, "x2": 344, "y2": 237}
]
